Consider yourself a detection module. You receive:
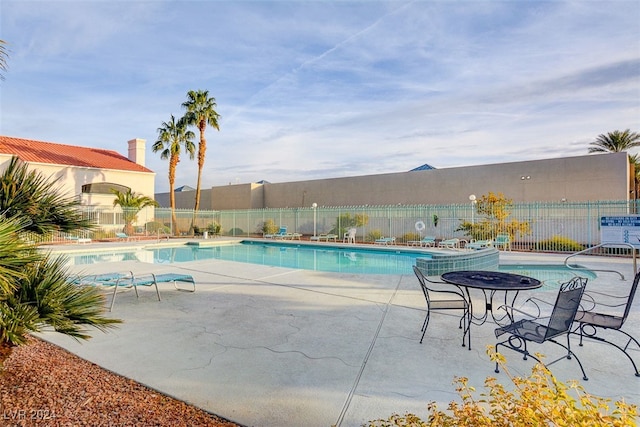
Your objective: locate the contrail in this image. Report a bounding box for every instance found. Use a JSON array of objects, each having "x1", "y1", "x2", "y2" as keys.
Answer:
[{"x1": 225, "y1": 1, "x2": 416, "y2": 124}]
